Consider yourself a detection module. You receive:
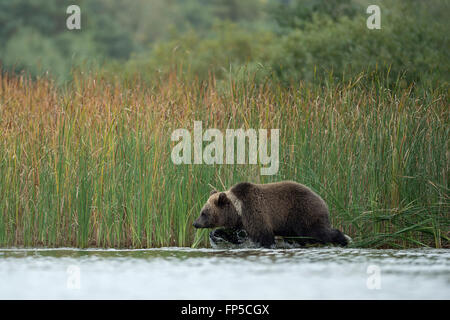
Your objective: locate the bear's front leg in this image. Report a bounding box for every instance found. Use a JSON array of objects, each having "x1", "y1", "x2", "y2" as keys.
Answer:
[
  {"x1": 249, "y1": 230, "x2": 275, "y2": 248},
  {"x1": 241, "y1": 208, "x2": 275, "y2": 248}
]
